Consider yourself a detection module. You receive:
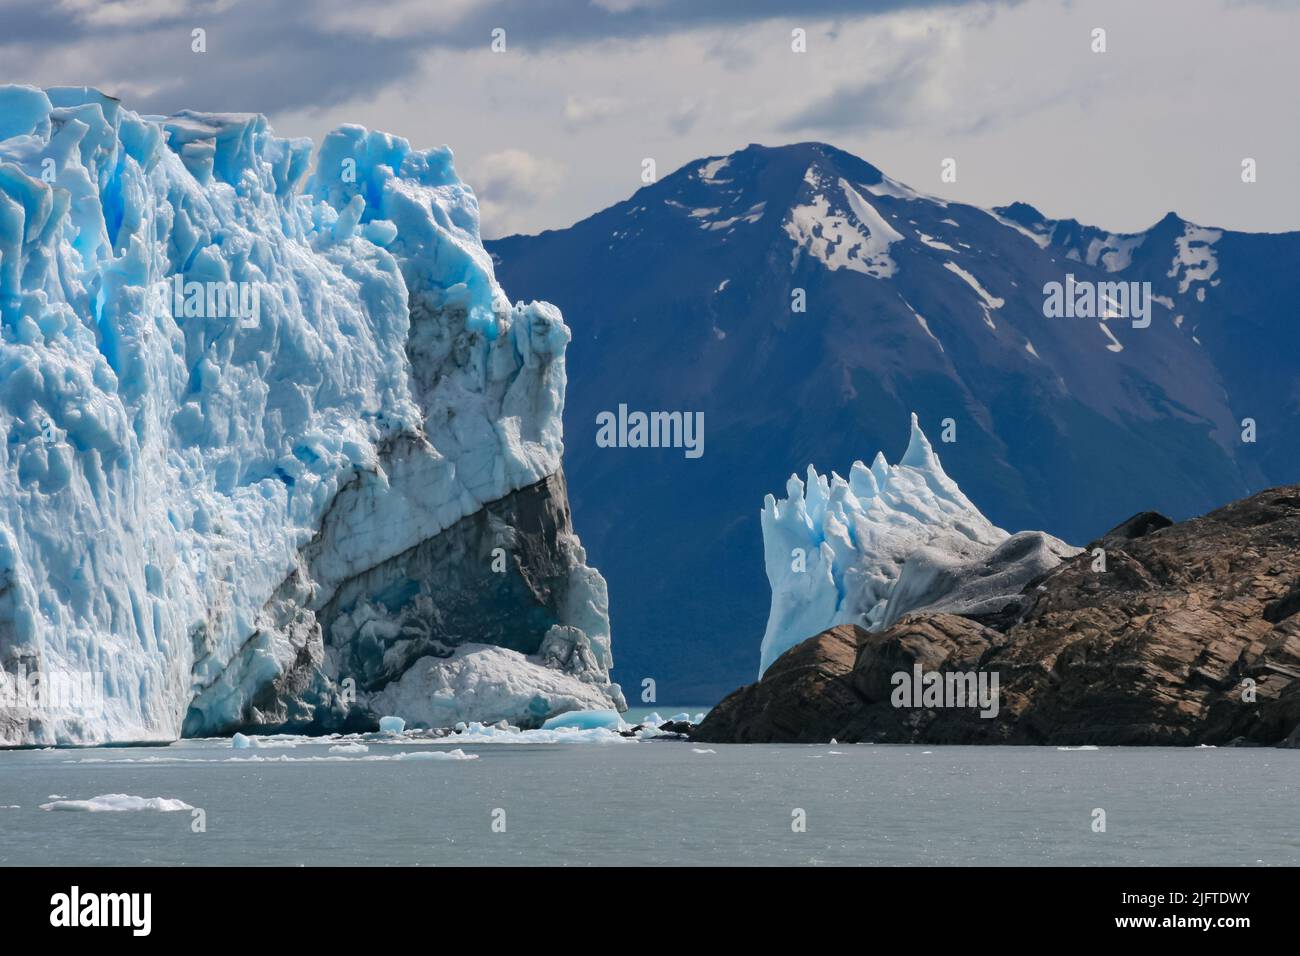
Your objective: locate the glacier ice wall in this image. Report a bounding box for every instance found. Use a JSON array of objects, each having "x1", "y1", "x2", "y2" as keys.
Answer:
[
  {"x1": 758, "y1": 415, "x2": 1076, "y2": 675},
  {"x1": 0, "y1": 86, "x2": 620, "y2": 745}
]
